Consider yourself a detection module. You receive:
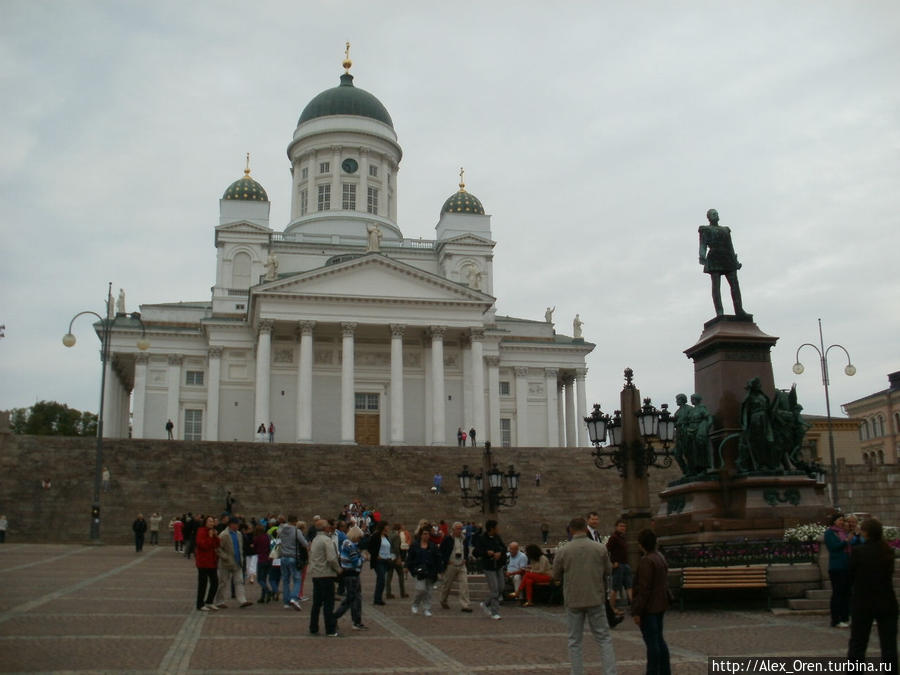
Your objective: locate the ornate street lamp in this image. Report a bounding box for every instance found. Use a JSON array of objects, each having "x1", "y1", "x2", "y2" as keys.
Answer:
[
  {"x1": 457, "y1": 442, "x2": 520, "y2": 514},
  {"x1": 792, "y1": 318, "x2": 855, "y2": 507},
  {"x1": 63, "y1": 283, "x2": 149, "y2": 542}
]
